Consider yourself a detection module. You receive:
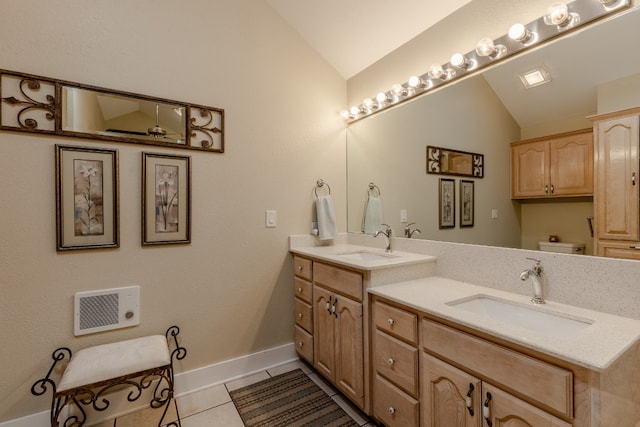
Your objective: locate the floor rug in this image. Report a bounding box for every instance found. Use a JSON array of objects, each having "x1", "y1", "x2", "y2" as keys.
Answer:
[{"x1": 229, "y1": 369, "x2": 360, "y2": 427}]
